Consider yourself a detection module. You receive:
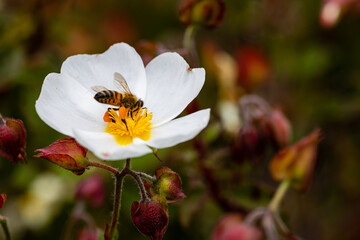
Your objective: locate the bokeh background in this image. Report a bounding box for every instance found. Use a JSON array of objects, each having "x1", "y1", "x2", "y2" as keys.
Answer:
[{"x1": 1, "y1": 0, "x2": 360, "y2": 239}]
